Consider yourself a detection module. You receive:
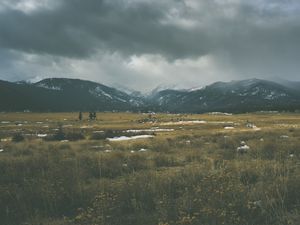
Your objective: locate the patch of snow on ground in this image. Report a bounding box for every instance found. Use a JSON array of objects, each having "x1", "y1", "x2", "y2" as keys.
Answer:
[
  {"x1": 126, "y1": 128, "x2": 174, "y2": 133},
  {"x1": 280, "y1": 135, "x2": 289, "y2": 139},
  {"x1": 37, "y1": 134, "x2": 48, "y2": 137},
  {"x1": 160, "y1": 121, "x2": 207, "y2": 126},
  {"x1": 237, "y1": 145, "x2": 250, "y2": 152},
  {"x1": 1, "y1": 138, "x2": 11, "y2": 142},
  {"x1": 237, "y1": 141, "x2": 250, "y2": 153},
  {"x1": 209, "y1": 112, "x2": 233, "y2": 116},
  {"x1": 209, "y1": 121, "x2": 234, "y2": 124},
  {"x1": 247, "y1": 123, "x2": 261, "y2": 131},
  {"x1": 224, "y1": 126, "x2": 235, "y2": 129},
  {"x1": 107, "y1": 135, "x2": 154, "y2": 142},
  {"x1": 252, "y1": 126, "x2": 261, "y2": 131}
]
